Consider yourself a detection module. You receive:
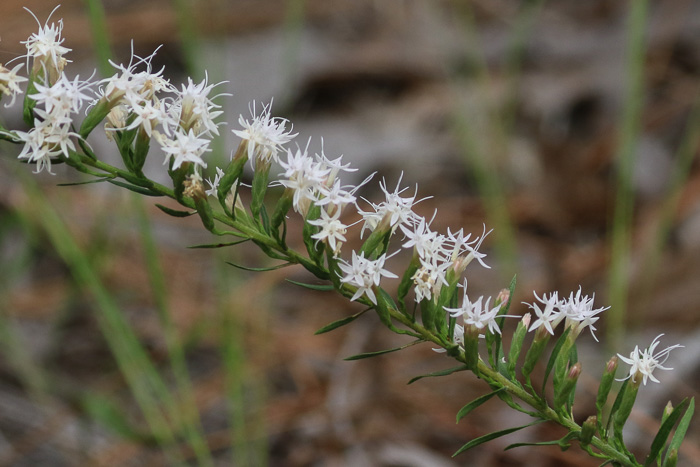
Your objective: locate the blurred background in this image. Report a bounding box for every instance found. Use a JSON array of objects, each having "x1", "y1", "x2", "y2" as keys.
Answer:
[{"x1": 1, "y1": 0, "x2": 699, "y2": 465}]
